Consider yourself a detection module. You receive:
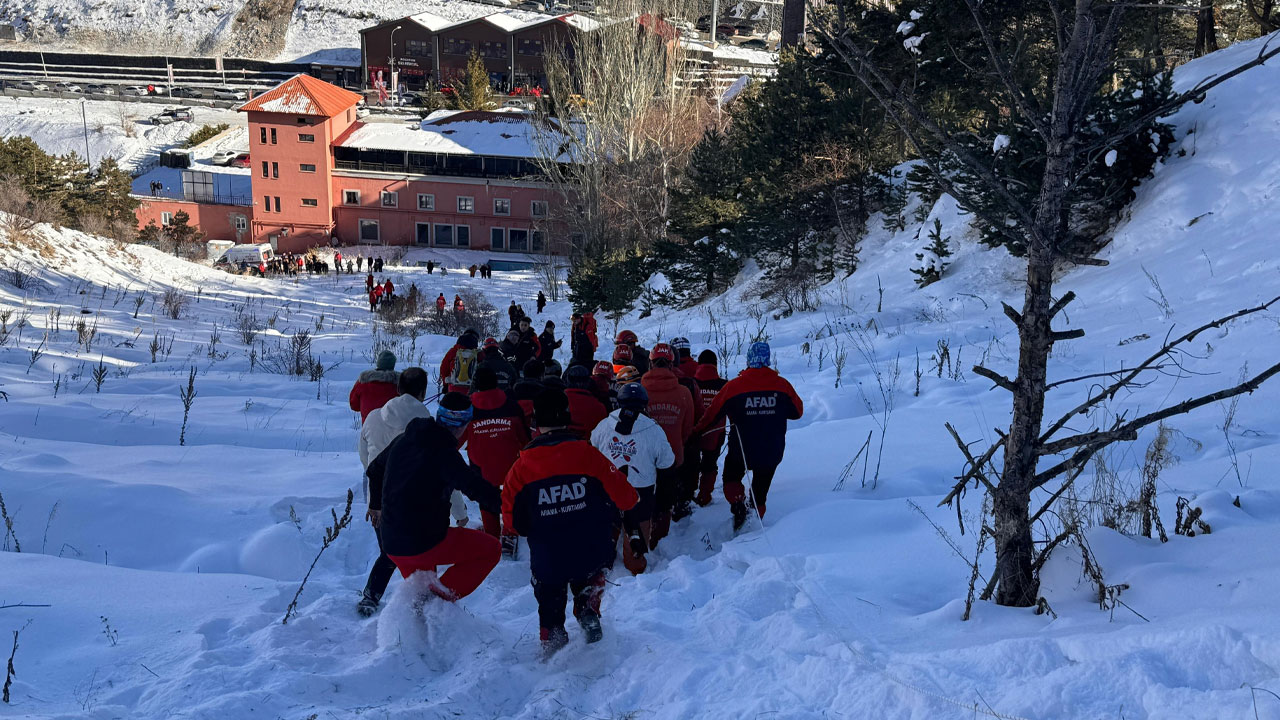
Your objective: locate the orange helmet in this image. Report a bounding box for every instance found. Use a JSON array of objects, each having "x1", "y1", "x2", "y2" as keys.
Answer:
[
  {"x1": 614, "y1": 366, "x2": 641, "y2": 385},
  {"x1": 650, "y1": 343, "x2": 675, "y2": 364},
  {"x1": 615, "y1": 329, "x2": 638, "y2": 345},
  {"x1": 592, "y1": 360, "x2": 614, "y2": 378}
]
